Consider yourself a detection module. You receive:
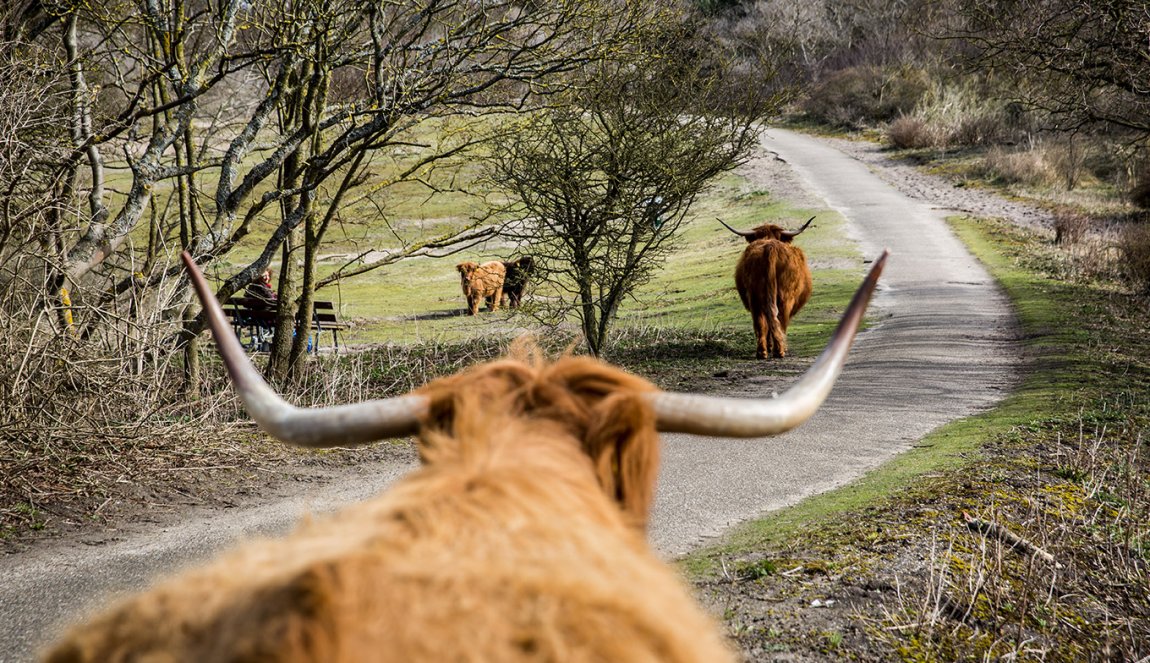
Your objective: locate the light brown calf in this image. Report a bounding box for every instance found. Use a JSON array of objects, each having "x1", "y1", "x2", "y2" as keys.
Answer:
[{"x1": 457, "y1": 260, "x2": 506, "y2": 315}]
